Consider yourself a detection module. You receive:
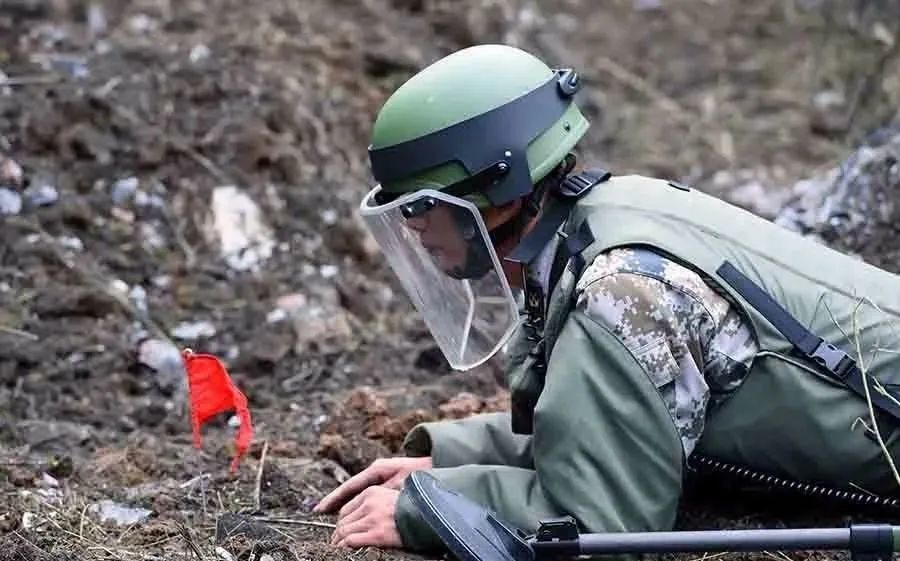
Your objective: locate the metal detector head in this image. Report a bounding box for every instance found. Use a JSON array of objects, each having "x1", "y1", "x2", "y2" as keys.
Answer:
[
  {"x1": 405, "y1": 471, "x2": 535, "y2": 561},
  {"x1": 405, "y1": 471, "x2": 900, "y2": 561}
]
